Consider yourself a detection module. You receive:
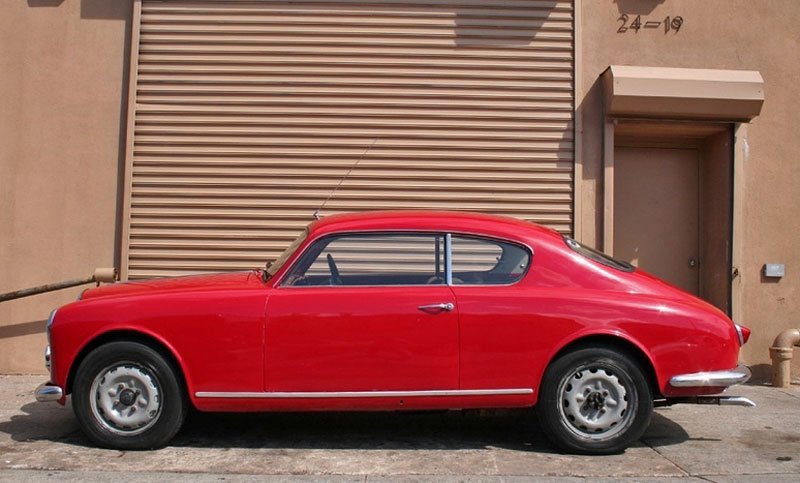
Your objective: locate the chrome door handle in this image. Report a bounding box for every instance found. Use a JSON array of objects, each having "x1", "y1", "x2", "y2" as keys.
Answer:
[{"x1": 418, "y1": 302, "x2": 455, "y2": 312}]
